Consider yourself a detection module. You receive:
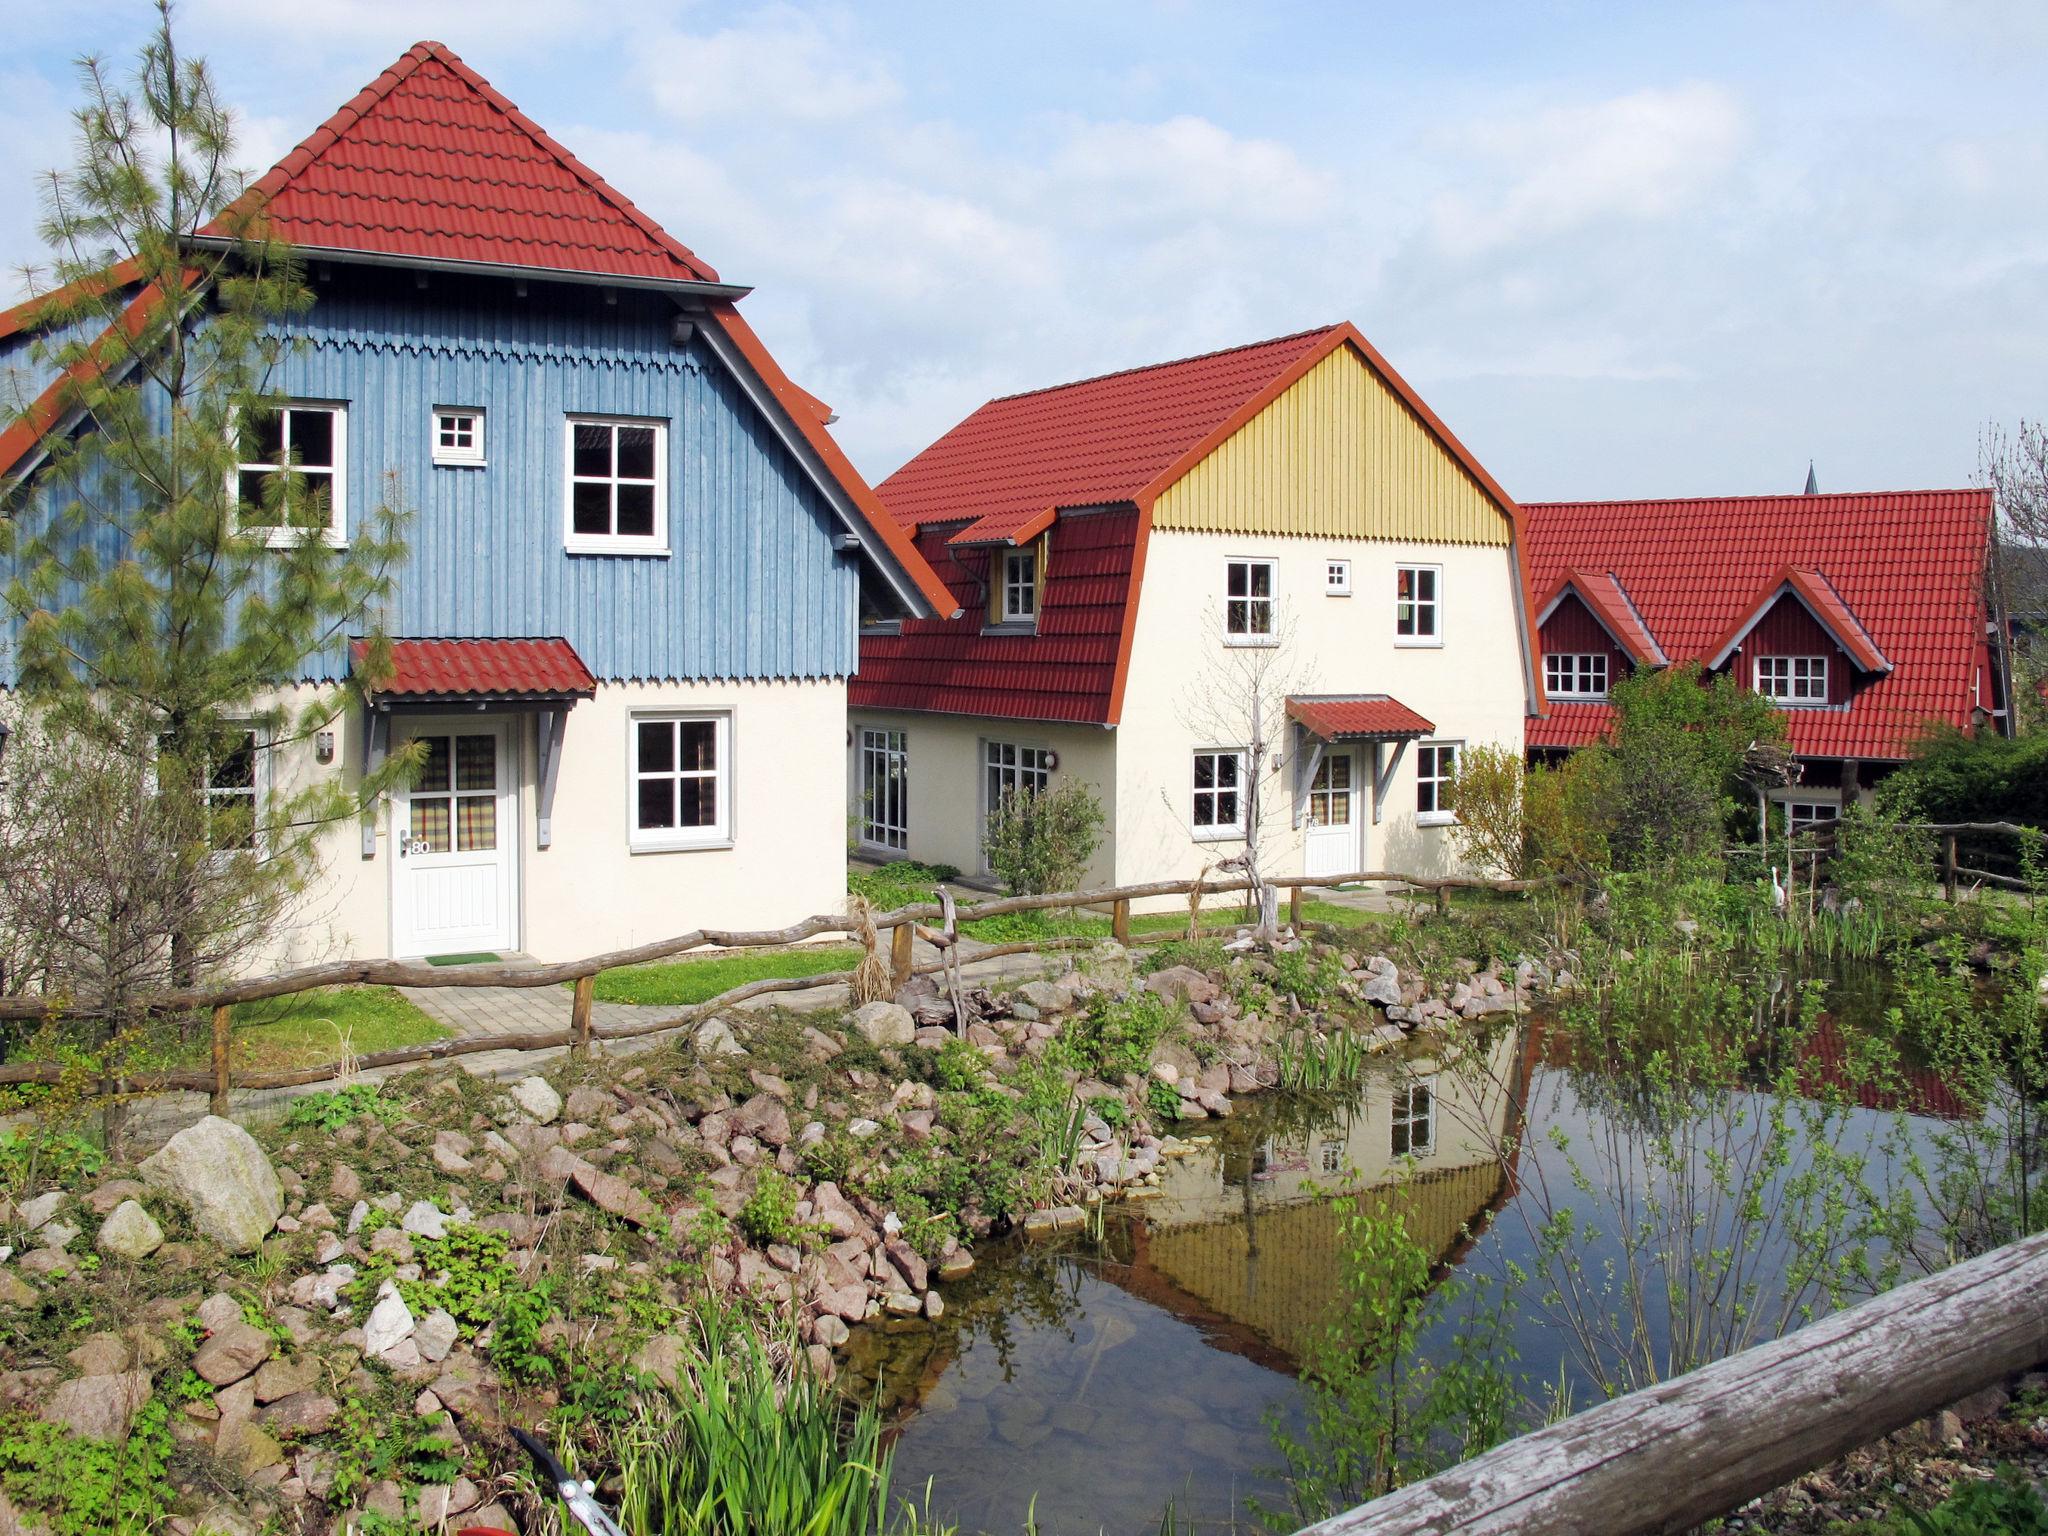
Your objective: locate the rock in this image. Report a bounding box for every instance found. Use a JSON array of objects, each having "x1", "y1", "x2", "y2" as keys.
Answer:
[
  {"x1": 222, "y1": 1418, "x2": 285, "y2": 1475},
  {"x1": 42, "y1": 1370, "x2": 151, "y2": 1440},
  {"x1": 1017, "y1": 978, "x2": 1077, "y2": 1013},
  {"x1": 400, "y1": 1200, "x2": 450, "y2": 1240},
  {"x1": 417, "y1": 1477, "x2": 483, "y2": 1527},
  {"x1": 882, "y1": 1291, "x2": 923, "y2": 1317},
  {"x1": 252, "y1": 1356, "x2": 318, "y2": 1404},
  {"x1": 414, "y1": 1309, "x2": 459, "y2": 1364},
  {"x1": 848, "y1": 1118, "x2": 882, "y2": 1140},
  {"x1": 95, "y1": 1200, "x2": 165, "y2": 1261},
  {"x1": 694, "y1": 1017, "x2": 746, "y2": 1057},
  {"x1": 630, "y1": 1333, "x2": 688, "y2": 1390},
  {"x1": 732, "y1": 1093, "x2": 792, "y2": 1148},
  {"x1": 193, "y1": 1320, "x2": 274, "y2": 1386},
  {"x1": 0, "y1": 1270, "x2": 33, "y2": 1309},
  {"x1": 810, "y1": 1182, "x2": 865, "y2": 1241},
  {"x1": 259, "y1": 1391, "x2": 338, "y2": 1436},
  {"x1": 16, "y1": 1191, "x2": 66, "y2": 1231},
  {"x1": 851, "y1": 1001, "x2": 916, "y2": 1047},
  {"x1": 67, "y1": 1333, "x2": 132, "y2": 1376},
  {"x1": 565, "y1": 1085, "x2": 615, "y2": 1123},
  {"x1": 937, "y1": 1249, "x2": 975, "y2": 1281},
  {"x1": 802, "y1": 1027, "x2": 844, "y2": 1062},
  {"x1": 83, "y1": 1179, "x2": 146, "y2": 1218},
  {"x1": 430, "y1": 1135, "x2": 473, "y2": 1175},
  {"x1": 507, "y1": 1076, "x2": 562, "y2": 1124},
  {"x1": 923, "y1": 1290, "x2": 945, "y2": 1320},
  {"x1": 328, "y1": 1163, "x2": 363, "y2": 1203},
  {"x1": 885, "y1": 1238, "x2": 928, "y2": 1292},
  {"x1": 288, "y1": 1270, "x2": 350, "y2": 1311},
  {"x1": 138, "y1": 1116, "x2": 283, "y2": 1254},
  {"x1": 812, "y1": 1314, "x2": 850, "y2": 1348},
  {"x1": 567, "y1": 1159, "x2": 662, "y2": 1228},
  {"x1": 1144, "y1": 967, "x2": 1219, "y2": 1007},
  {"x1": 1360, "y1": 969, "x2": 1402, "y2": 1007},
  {"x1": 363, "y1": 1286, "x2": 416, "y2": 1357}
]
